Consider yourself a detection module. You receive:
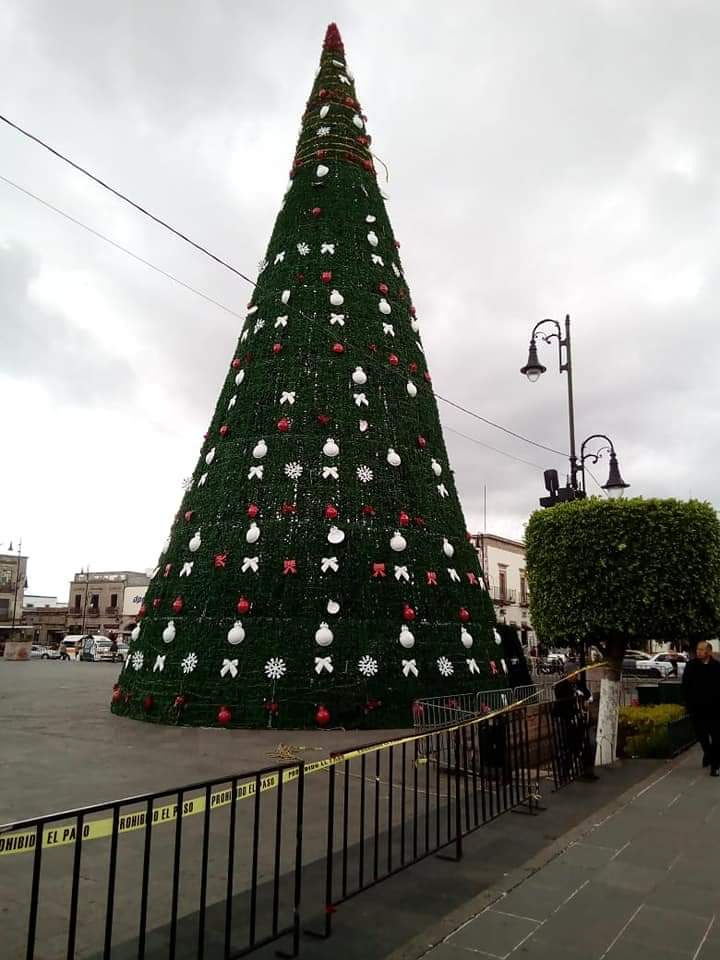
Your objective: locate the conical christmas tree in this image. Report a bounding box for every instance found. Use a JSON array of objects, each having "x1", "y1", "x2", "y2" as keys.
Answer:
[{"x1": 112, "y1": 24, "x2": 509, "y2": 729}]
